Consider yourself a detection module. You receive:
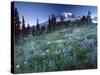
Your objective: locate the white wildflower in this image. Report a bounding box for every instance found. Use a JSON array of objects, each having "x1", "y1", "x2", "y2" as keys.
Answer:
[
  {"x1": 65, "y1": 34, "x2": 67, "y2": 38},
  {"x1": 32, "y1": 47, "x2": 35, "y2": 50},
  {"x1": 46, "y1": 49, "x2": 49, "y2": 52},
  {"x1": 16, "y1": 64, "x2": 20, "y2": 68},
  {"x1": 42, "y1": 53, "x2": 45, "y2": 56},
  {"x1": 47, "y1": 41, "x2": 50, "y2": 45},
  {"x1": 56, "y1": 51, "x2": 59, "y2": 54},
  {"x1": 68, "y1": 45, "x2": 72, "y2": 50},
  {"x1": 24, "y1": 61, "x2": 27, "y2": 64}
]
